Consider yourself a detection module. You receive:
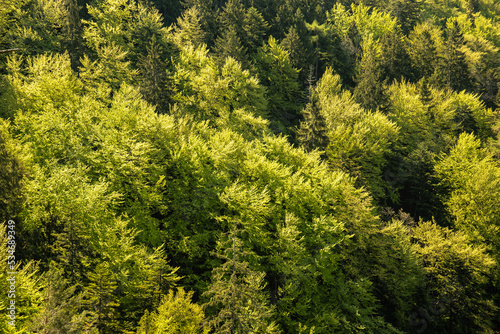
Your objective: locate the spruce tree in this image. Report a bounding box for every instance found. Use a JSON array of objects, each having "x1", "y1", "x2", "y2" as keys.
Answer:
[
  {"x1": 297, "y1": 93, "x2": 328, "y2": 152},
  {"x1": 213, "y1": 27, "x2": 248, "y2": 67},
  {"x1": 29, "y1": 264, "x2": 80, "y2": 333},
  {"x1": 353, "y1": 38, "x2": 389, "y2": 112},
  {"x1": 203, "y1": 226, "x2": 280, "y2": 334},
  {"x1": 173, "y1": 6, "x2": 207, "y2": 48},
  {"x1": 82, "y1": 262, "x2": 121, "y2": 333},
  {"x1": 0, "y1": 120, "x2": 24, "y2": 224},
  {"x1": 441, "y1": 20, "x2": 473, "y2": 92},
  {"x1": 407, "y1": 23, "x2": 441, "y2": 81},
  {"x1": 380, "y1": 26, "x2": 412, "y2": 82}
]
